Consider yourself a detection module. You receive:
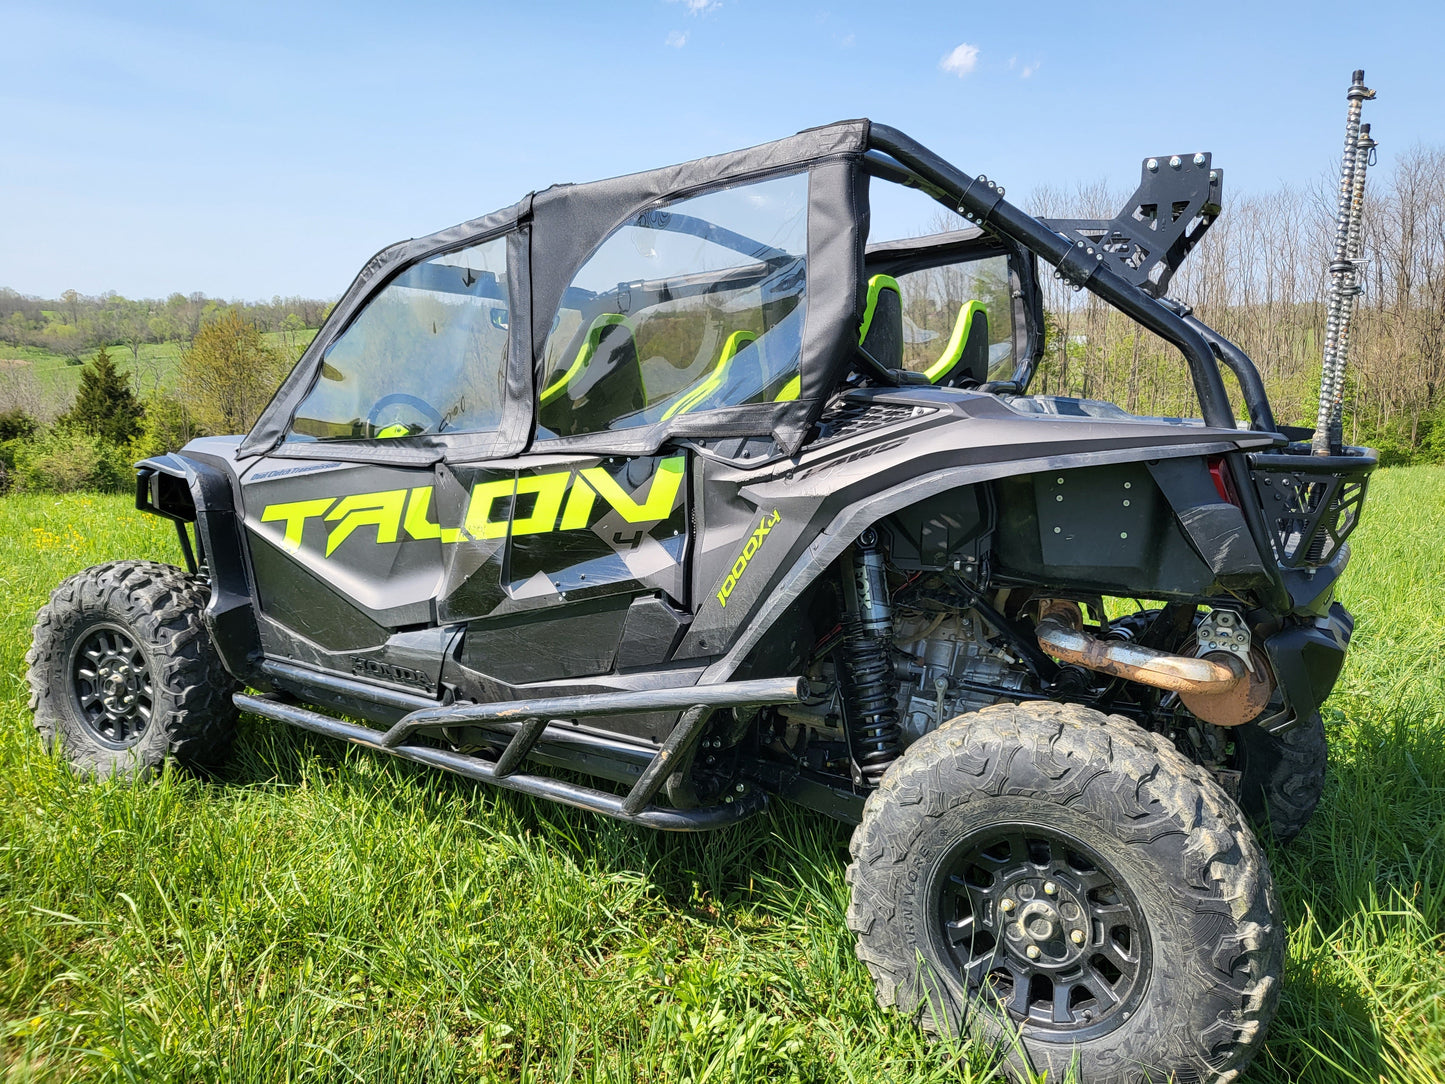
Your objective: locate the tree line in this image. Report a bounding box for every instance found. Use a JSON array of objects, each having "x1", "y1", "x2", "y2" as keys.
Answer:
[
  {"x1": 0, "y1": 288, "x2": 328, "y2": 363},
  {"x1": 3, "y1": 144, "x2": 1443, "y2": 493},
  {"x1": 0, "y1": 308, "x2": 297, "y2": 493}
]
